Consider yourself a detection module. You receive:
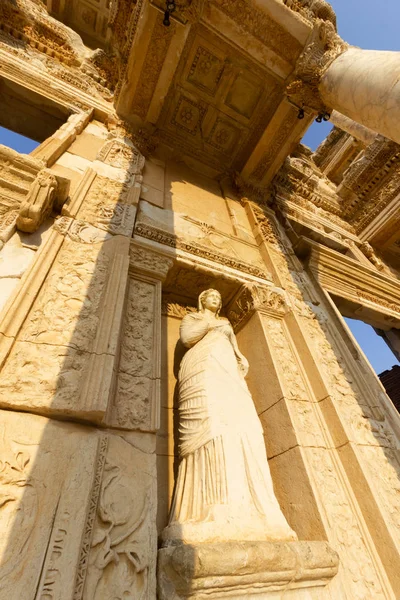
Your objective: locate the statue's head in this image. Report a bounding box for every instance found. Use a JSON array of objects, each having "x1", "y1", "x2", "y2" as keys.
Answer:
[{"x1": 198, "y1": 289, "x2": 222, "y2": 316}]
